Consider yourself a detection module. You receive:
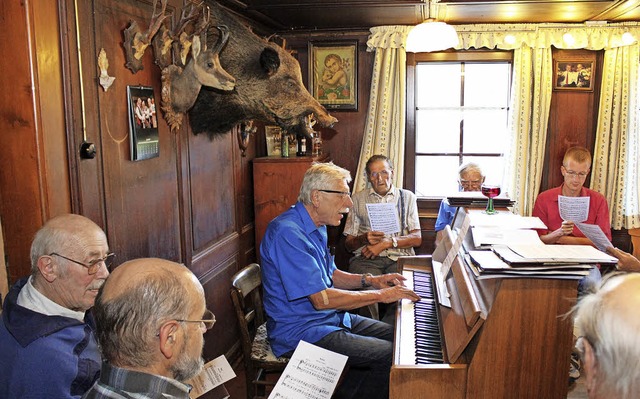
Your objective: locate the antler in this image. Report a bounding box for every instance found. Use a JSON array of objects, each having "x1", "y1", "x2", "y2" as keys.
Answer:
[
  {"x1": 124, "y1": 0, "x2": 170, "y2": 73},
  {"x1": 210, "y1": 25, "x2": 230, "y2": 55},
  {"x1": 171, "y1": 0, "x2": 208, "y2": 66}
]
